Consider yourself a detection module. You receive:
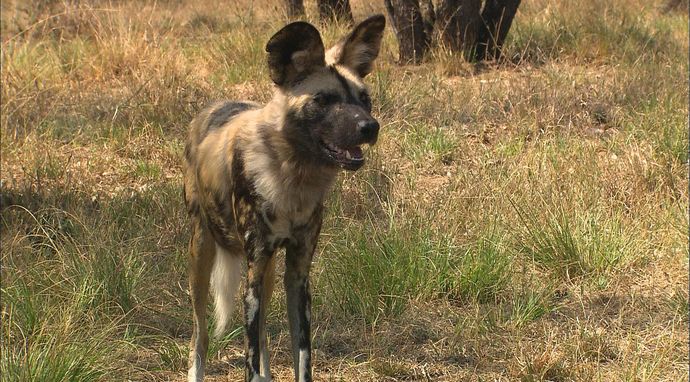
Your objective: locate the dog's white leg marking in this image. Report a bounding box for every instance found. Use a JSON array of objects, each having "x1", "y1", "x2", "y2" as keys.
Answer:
[
  {"x1": 299, "y1": 348, "x2": 310, "y2": 382},
  {"x1": 260, "y1": 339, "x2": 272, "y2": 381},
  {"x1": 188, "y1": 311, "x2": 207, "y2": 382},
  {"x1": 211, "y1": 244, "x2": 242, "y2": 336},
  {"x1": 187, "y1": 353, "x2": 204, "y2": 382},
  {"x1": 245, "y1": 287, "x2": 259, "y2": 326}
]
